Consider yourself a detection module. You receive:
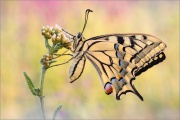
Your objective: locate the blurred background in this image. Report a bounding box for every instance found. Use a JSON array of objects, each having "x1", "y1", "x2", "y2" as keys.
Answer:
[{"x1": 1, "y1": 1, "x2": 179, "y2": 119}]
